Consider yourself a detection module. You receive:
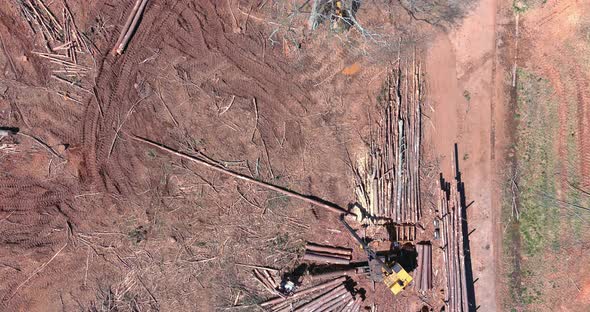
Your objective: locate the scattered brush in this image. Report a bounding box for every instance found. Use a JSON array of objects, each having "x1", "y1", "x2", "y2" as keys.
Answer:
[{"x1": 18, "y1": 0, "x2": 97, "y2": 101}]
